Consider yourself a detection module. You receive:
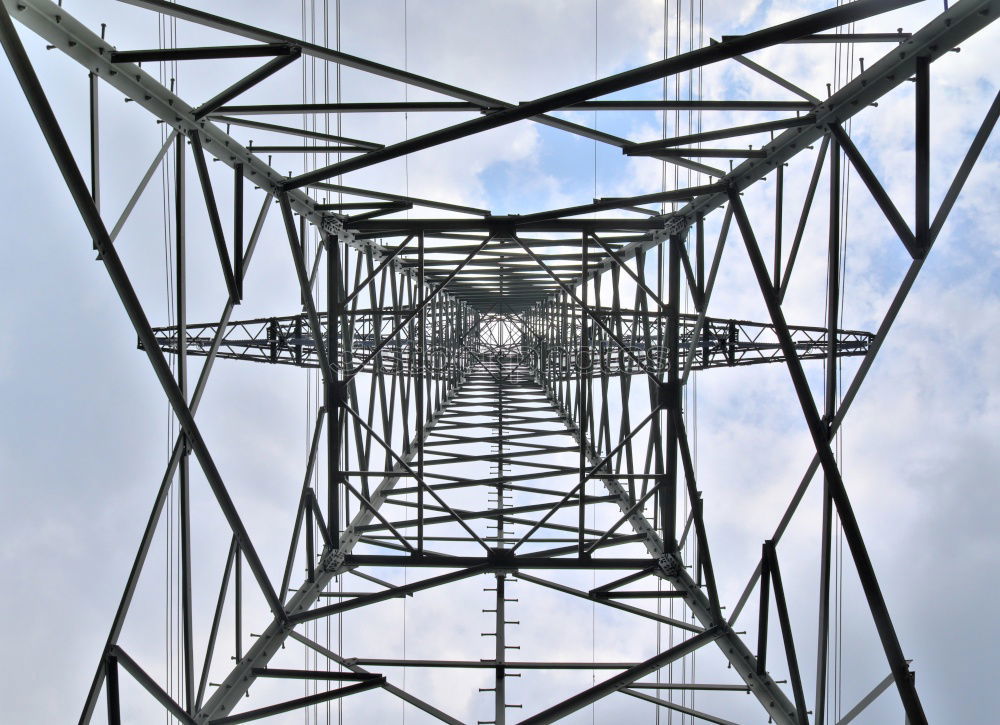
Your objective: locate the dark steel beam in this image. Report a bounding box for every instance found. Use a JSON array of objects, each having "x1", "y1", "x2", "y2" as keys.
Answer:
[
  {"x1": 177, "y1": 127, "x2": 194, "y2": 713},
  {"x1": 327, "y1": 228, "x2": 343, "y2": 542},
  {"x1": 729, "y1": 251, "x2": 927, "y2": 627},
  {"x1": 342, "y1": 554, "x2": 655, "y2": 569},
  {"x1": 417, "y1": 232, "x2": 427, "y2": 553},
  {"x1": 764, "y1": 542, "x2": 809, "y2": 725},
  {"x1": 311, "y1": 185, "x2": 490, "y2": 216},
  {"x1": 210, "y1": 678, "x2": 385, "y2": 724},
  {"x1": 104, "y1": 655, "x2": 120, "y2": 725},
  {"x1": 628, "y1": 147, "x2": 767, "y2": 158},
  {"x1": 246, "y1": 143, "x2": 367, "y2": 154},
  {"x1": 348, "y1": 658, "x2": 644, "y2": 669},
  {"x1": 218, "y1": 101, "x2": 482, "y2": 114},
  {"x1": 347, "y1": 218, "x2": 661, "y2": 232},
  {"x1": 721, "y1": 32, "x2": 911, "y2": 44},
  {"x1": 815, "y1": 130, "x2": 841, "y2": 725},
  {"x1": 775, "y1": 160, "x2": 784, "y2": 290},
  {"x1": 590, "y1": 233, "x2": 667, "y2": 310},
  {"x1": 110, "y1": 43, "x2": 296, "y2": 63},
  {"x1": 233, "y1": 163, "x2": 243, "y2": 302},
  {"x1": 571, "y1": 99, "x2": 813, "y2": 111},
  {"x1": 915, "y1": 55, "x2": 930, "y2": 254},
  {"x1": 511, "y1": 238, "x2": 661, "y2": 383},
  {"x1": 629, "y1": 683, "x2": 750, "y2": 691},
  {"x1": 341, "y1": 480, "x2": 414, "y2": 552},
  {"x1": 725, "y1": 86, "x2": 991, "y2": 704},
  {"x1": 513, "y1": 184, "x2": 721, "y2": 225},
  {"x1": 7, "y1": 2, "x2": 992, "y2": 720},
  {"x1": 209, "y1": 114, "x2": 382, "y2": 148},
  {"x1": 317, "y1": 202, "x2": 402, "y2": 211},
  {"x1": 838, "y1": 673, "x2": 896, "y2": 724},
  {"x1": 252, "y1": 668, "x2": 380, "y2": 682},
  {"x1": 213, "y1": 100, "x2": 818, "y2": 113},
  {"x1": 290, "y1": 566, "x2": 488, "y2": 624},
  {"x1": 341, "y1": 405, "x2": 494, "y2": 551},
  {"x1": 88, "y1": 70, "x2": 99, "y2": 214},
  {"x1": 757, "y1": 543, "x2": 771, "y2": 676},
  {"x1": 628, "y1": 115, "x2": 814, "y2": 151},
  {"x1": 188, "y1": 130, "x2": 241, "y2": 301},
  {"x1": 344, "y1": 235, "x2": 414, "y2": 304},
  {"x1": 343, "y1": 201, "x2": 412, "y2": 222},
  {"x1": 672, "y1": 409, "x2": 722, "y2": 622},
  {"x1": 277, "y1": 411, "x2": 324, "y2": 601}
]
